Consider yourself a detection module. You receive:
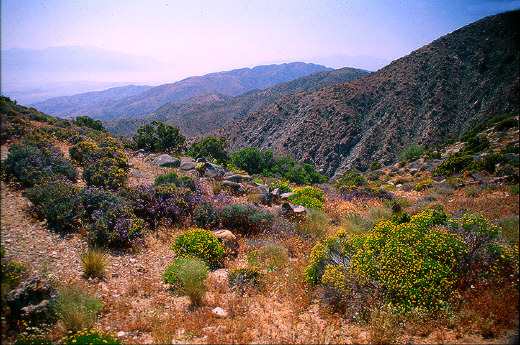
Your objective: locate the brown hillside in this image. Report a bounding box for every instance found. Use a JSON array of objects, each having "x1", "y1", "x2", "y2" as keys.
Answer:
[{"x1": 210, "y1": 10, "x2": 519, "y2": 177}]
